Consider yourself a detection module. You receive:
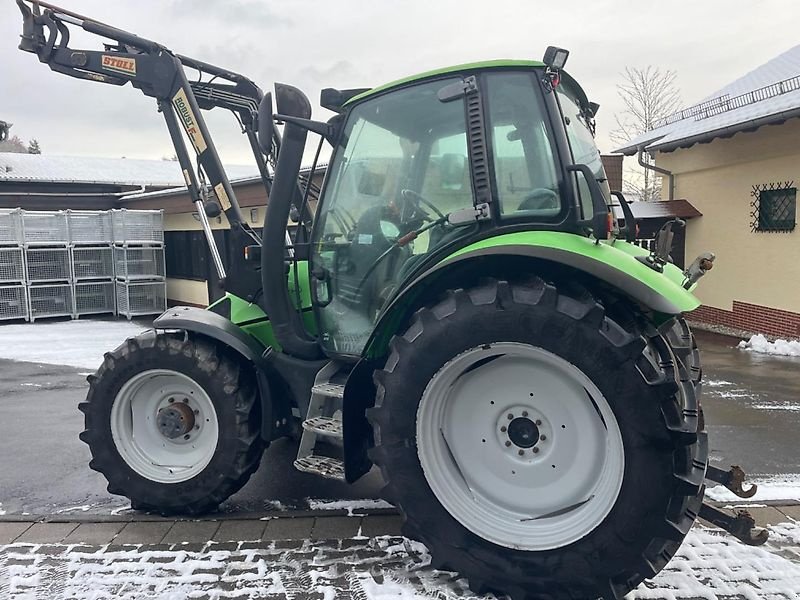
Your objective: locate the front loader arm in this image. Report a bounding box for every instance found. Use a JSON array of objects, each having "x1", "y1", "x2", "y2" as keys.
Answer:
[{"x1": 16, "y1": 0, "x2": 275, "y2": 273}]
